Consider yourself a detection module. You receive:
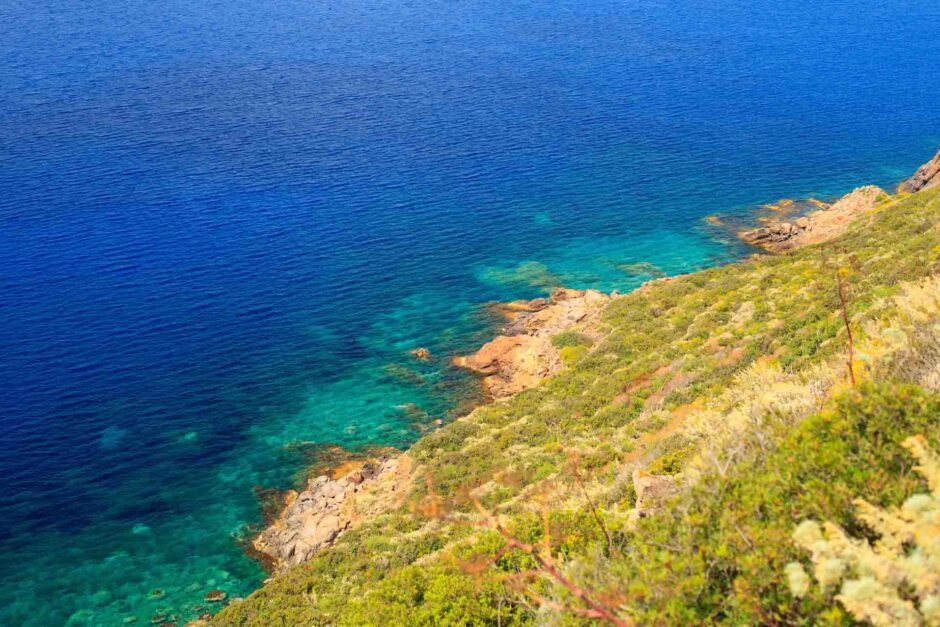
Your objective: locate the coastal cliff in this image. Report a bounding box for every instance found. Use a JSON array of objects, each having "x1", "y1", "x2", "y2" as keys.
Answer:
[{"x1": 213, "y1": 154, "x2": 940, "y2": 626}]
